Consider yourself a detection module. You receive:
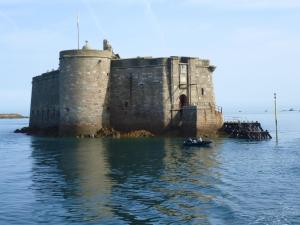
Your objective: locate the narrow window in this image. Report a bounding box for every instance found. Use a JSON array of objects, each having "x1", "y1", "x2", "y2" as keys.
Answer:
[
  {"x1": 201, "y1": 88, "x2": 204, "y2": 96},
  {"x1": 180, "y1": 64, "x2": 187, "y2": 74},
  {"x1": 179, "y1": 64, "x2": 187, "y2": 88}
]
